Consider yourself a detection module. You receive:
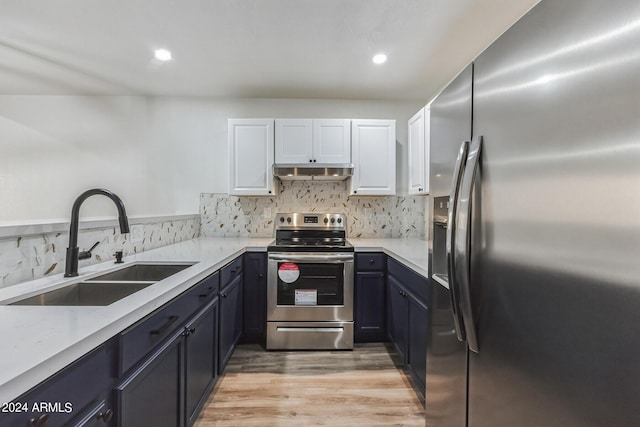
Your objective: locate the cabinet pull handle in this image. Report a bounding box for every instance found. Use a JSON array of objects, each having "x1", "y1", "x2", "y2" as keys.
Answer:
[
  {"x1": 29, "y1": 414, "x2": 49, "y2": 427},
  {"x1": 150, "y1": 315, "x2": 179, "y2": 335},
  {"x1": 369, "y1": 259, "x2": 375, "y2": 264},
  {"x1": 199, "y1": 286, "x2": 216, "y2": 298},
  {"x1": 98, "y1": 409, "x2": 114, "y2": 423}
]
